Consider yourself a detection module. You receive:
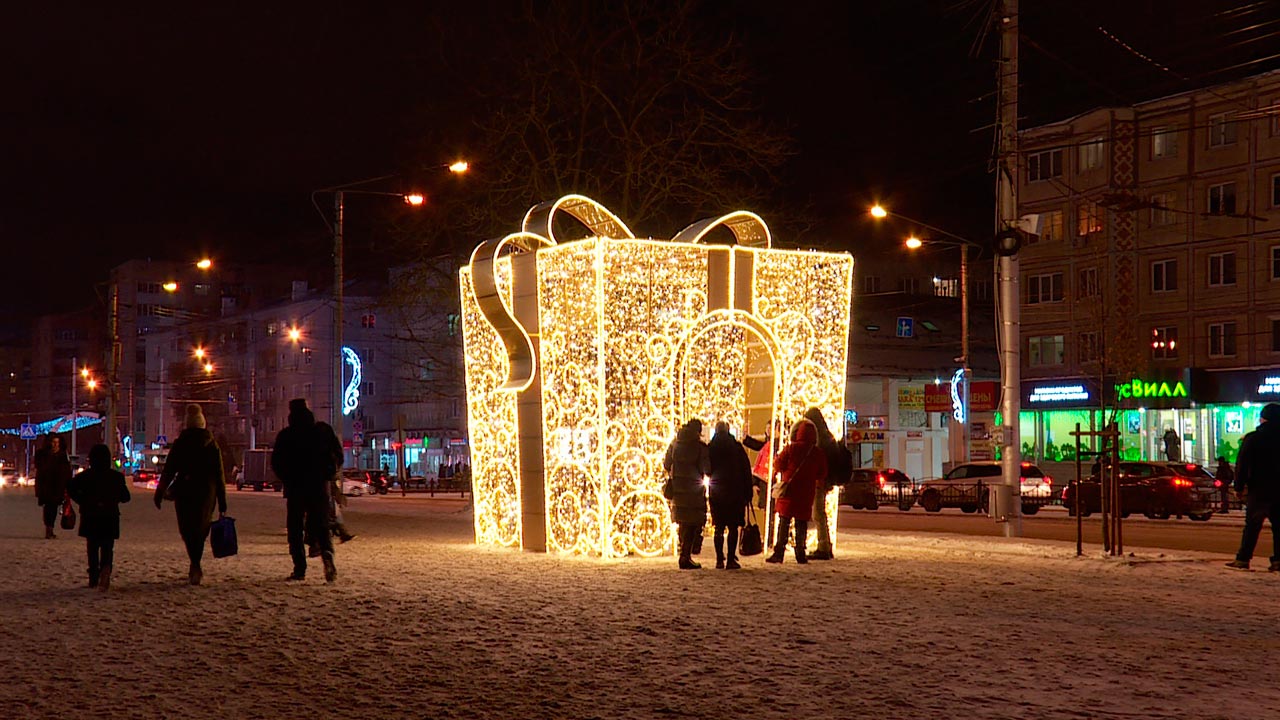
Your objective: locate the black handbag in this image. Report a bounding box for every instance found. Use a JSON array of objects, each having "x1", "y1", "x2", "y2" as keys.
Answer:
[
  {"x1": 60, "y1": 495, "x2": 77, "y2": 530},
  {"x1": 738, "y1": 505, "x2": 763, "y2": 556}
]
